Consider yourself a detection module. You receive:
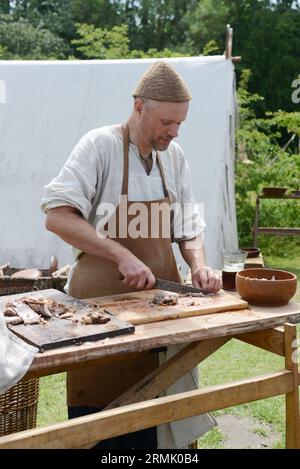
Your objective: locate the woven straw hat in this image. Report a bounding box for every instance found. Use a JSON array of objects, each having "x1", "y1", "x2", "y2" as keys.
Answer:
[{"x1": 133, "y1": 61, "x2": 191, "y2": 102}]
